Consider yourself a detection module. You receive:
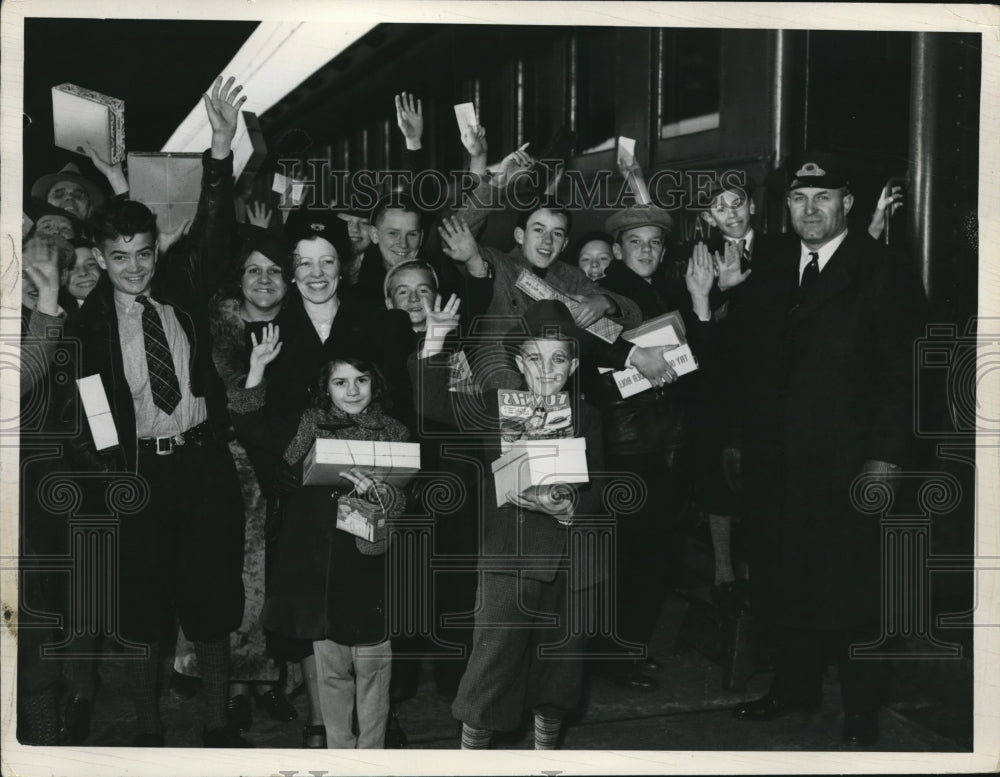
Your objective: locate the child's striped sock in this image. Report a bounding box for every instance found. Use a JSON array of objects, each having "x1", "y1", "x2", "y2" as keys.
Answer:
[
  {"x1": 534, "y1": 712, "x2": 562, "y2": 749},
  {"x1": 461, "y1": 723, "x2": 492, "y2": 749}
]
